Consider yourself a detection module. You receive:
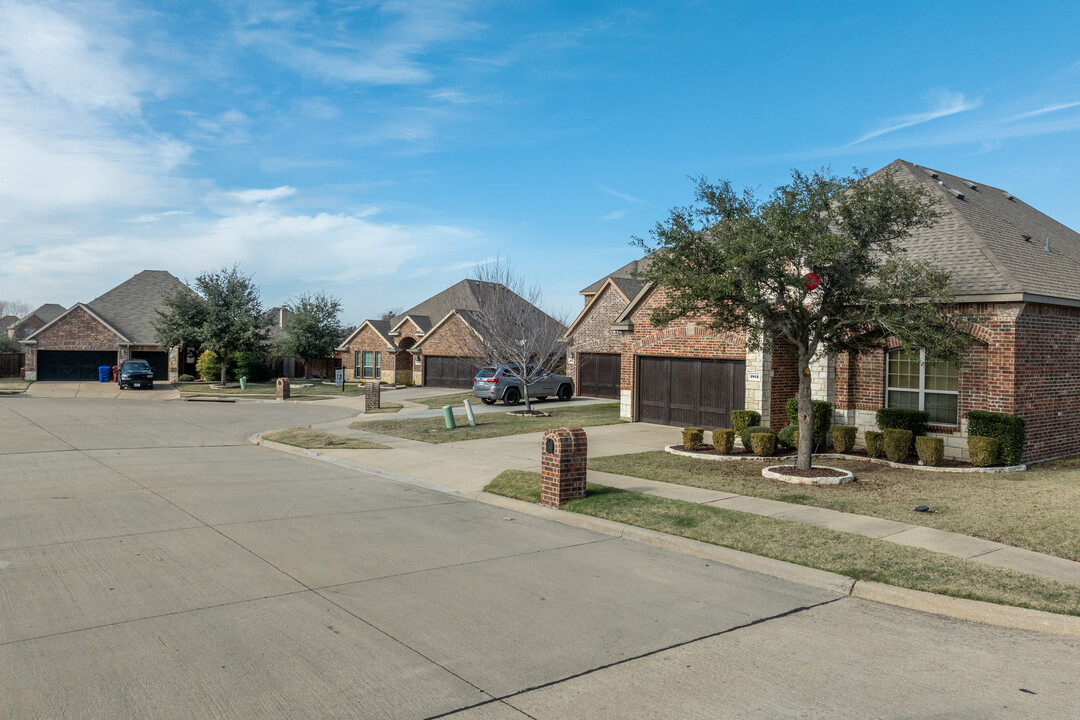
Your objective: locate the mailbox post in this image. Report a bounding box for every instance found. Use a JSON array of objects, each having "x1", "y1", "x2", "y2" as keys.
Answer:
[
  {"x1": 540, "y1": 427, "x2": 587, "y2": 507},
  {"x1": 276, "y1": 377, "x2": 291, "y2": 400},
  {"x1": 365, "y1": 381, "x2": 381, "y2": 411}
]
